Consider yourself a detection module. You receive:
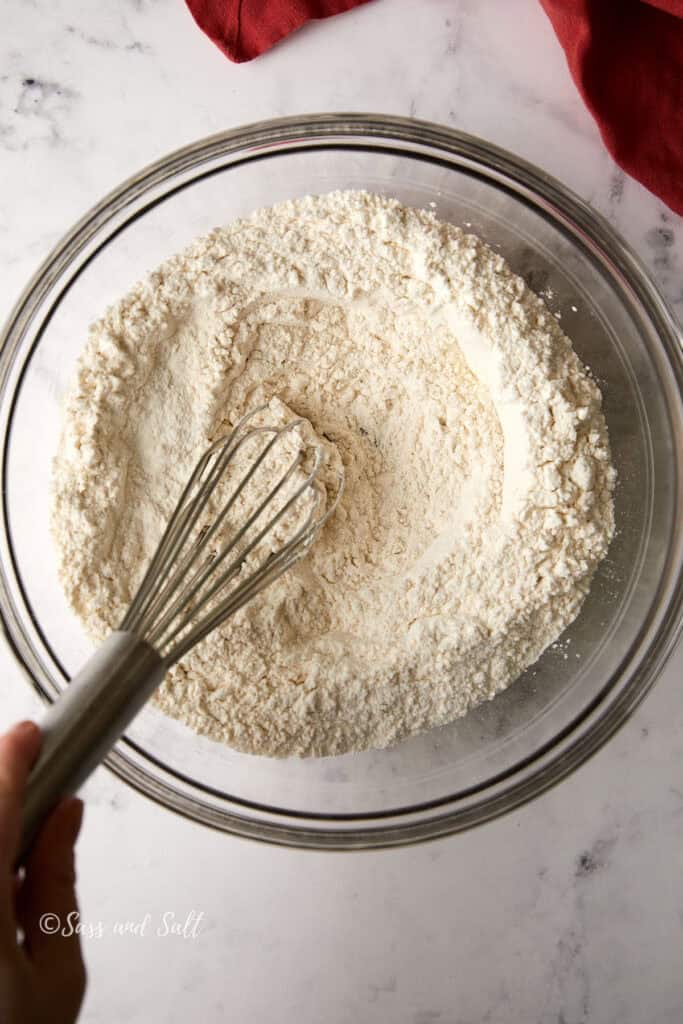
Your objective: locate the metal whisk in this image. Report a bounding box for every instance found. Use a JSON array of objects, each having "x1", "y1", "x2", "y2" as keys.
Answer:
[{"x1": 20, "y1": 409, "x2": 342, "y2": 859}]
